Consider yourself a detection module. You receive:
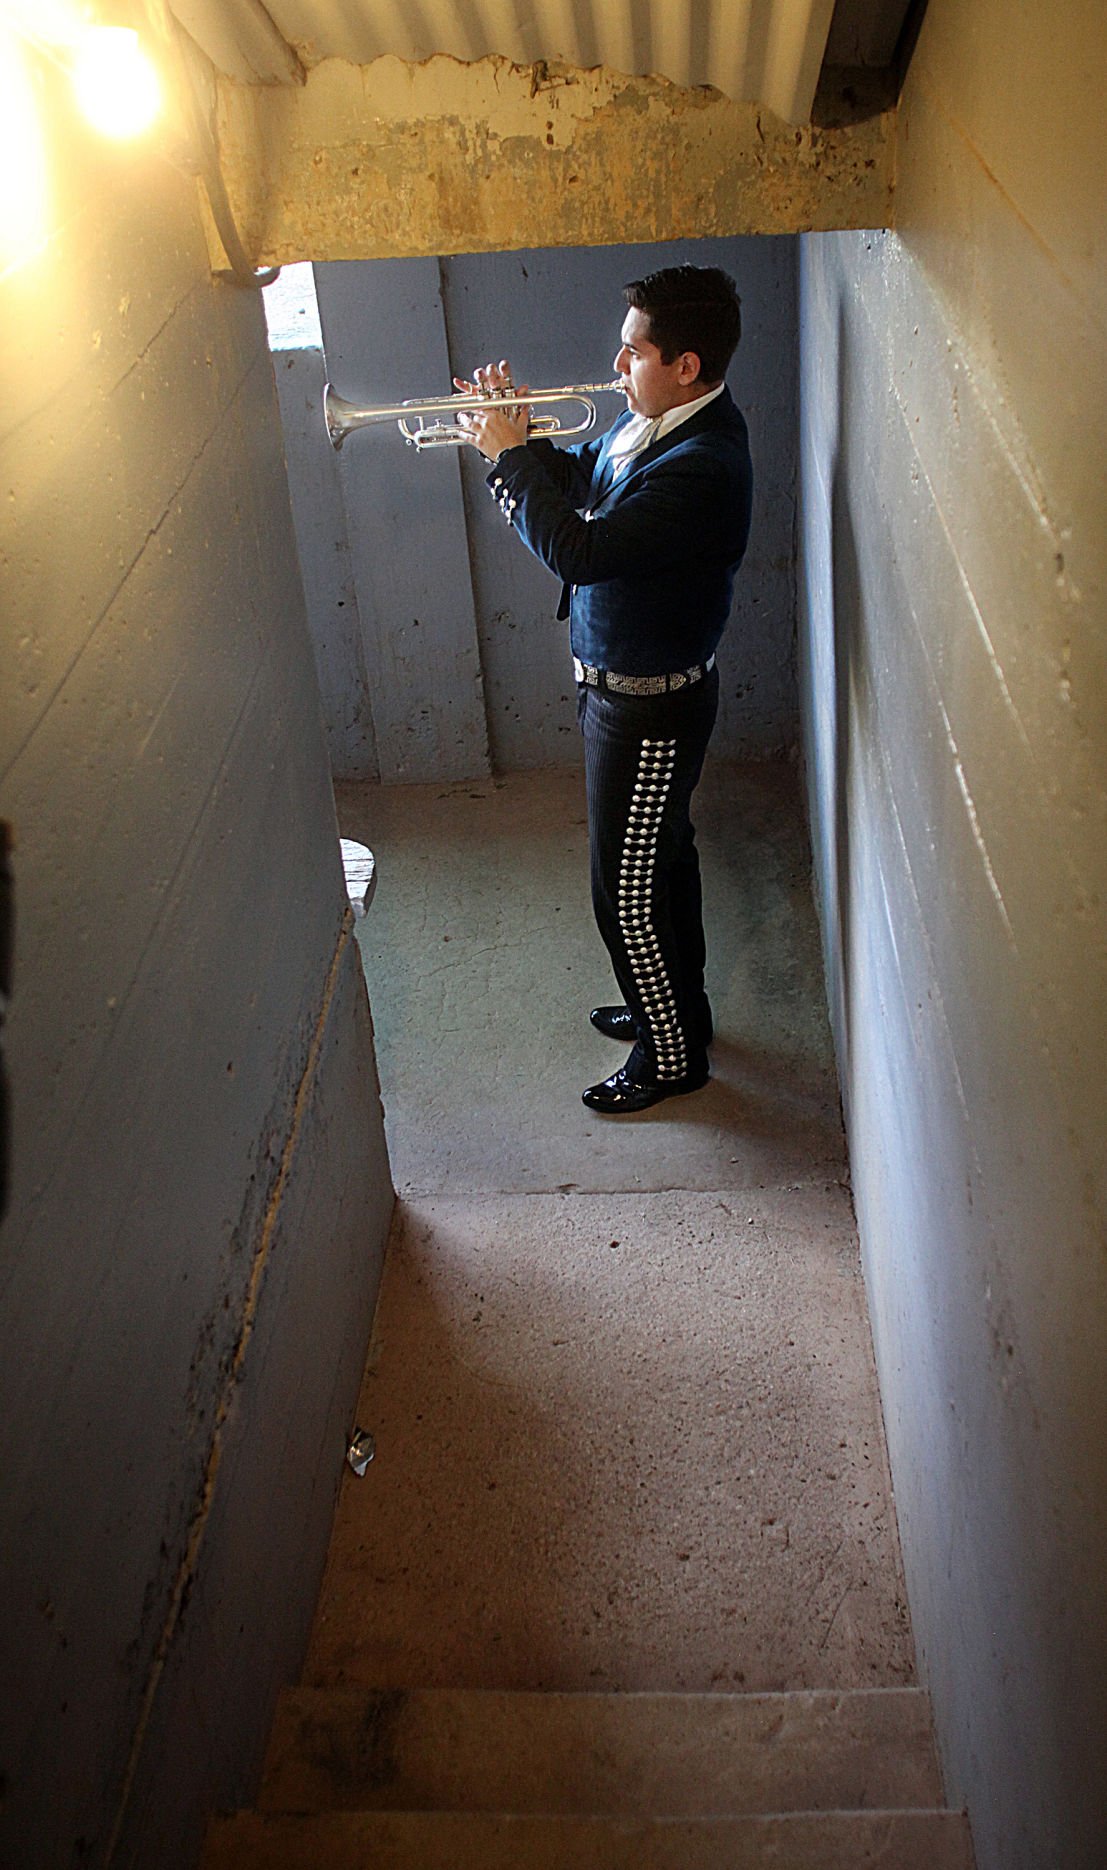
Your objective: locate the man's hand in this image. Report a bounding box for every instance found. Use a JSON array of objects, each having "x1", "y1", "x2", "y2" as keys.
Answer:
[{"x1": 453, "y1": 359, "x2": 532, "y2": 462}]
